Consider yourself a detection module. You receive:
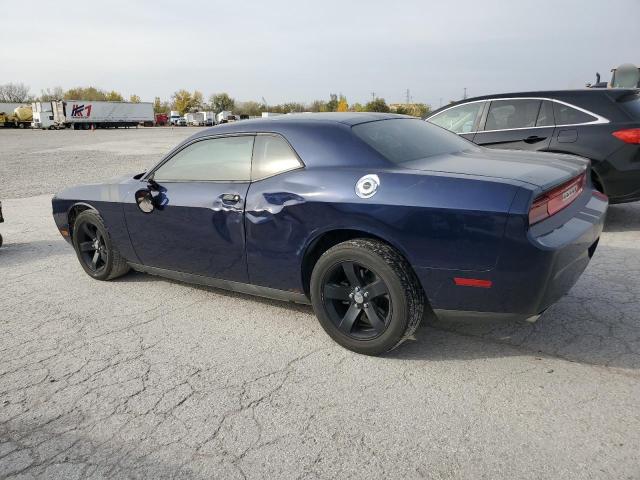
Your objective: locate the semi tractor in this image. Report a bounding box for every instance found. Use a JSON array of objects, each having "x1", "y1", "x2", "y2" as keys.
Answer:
[{"x1": 31, "y1": 100, "x2": 154, "y2": 129}]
